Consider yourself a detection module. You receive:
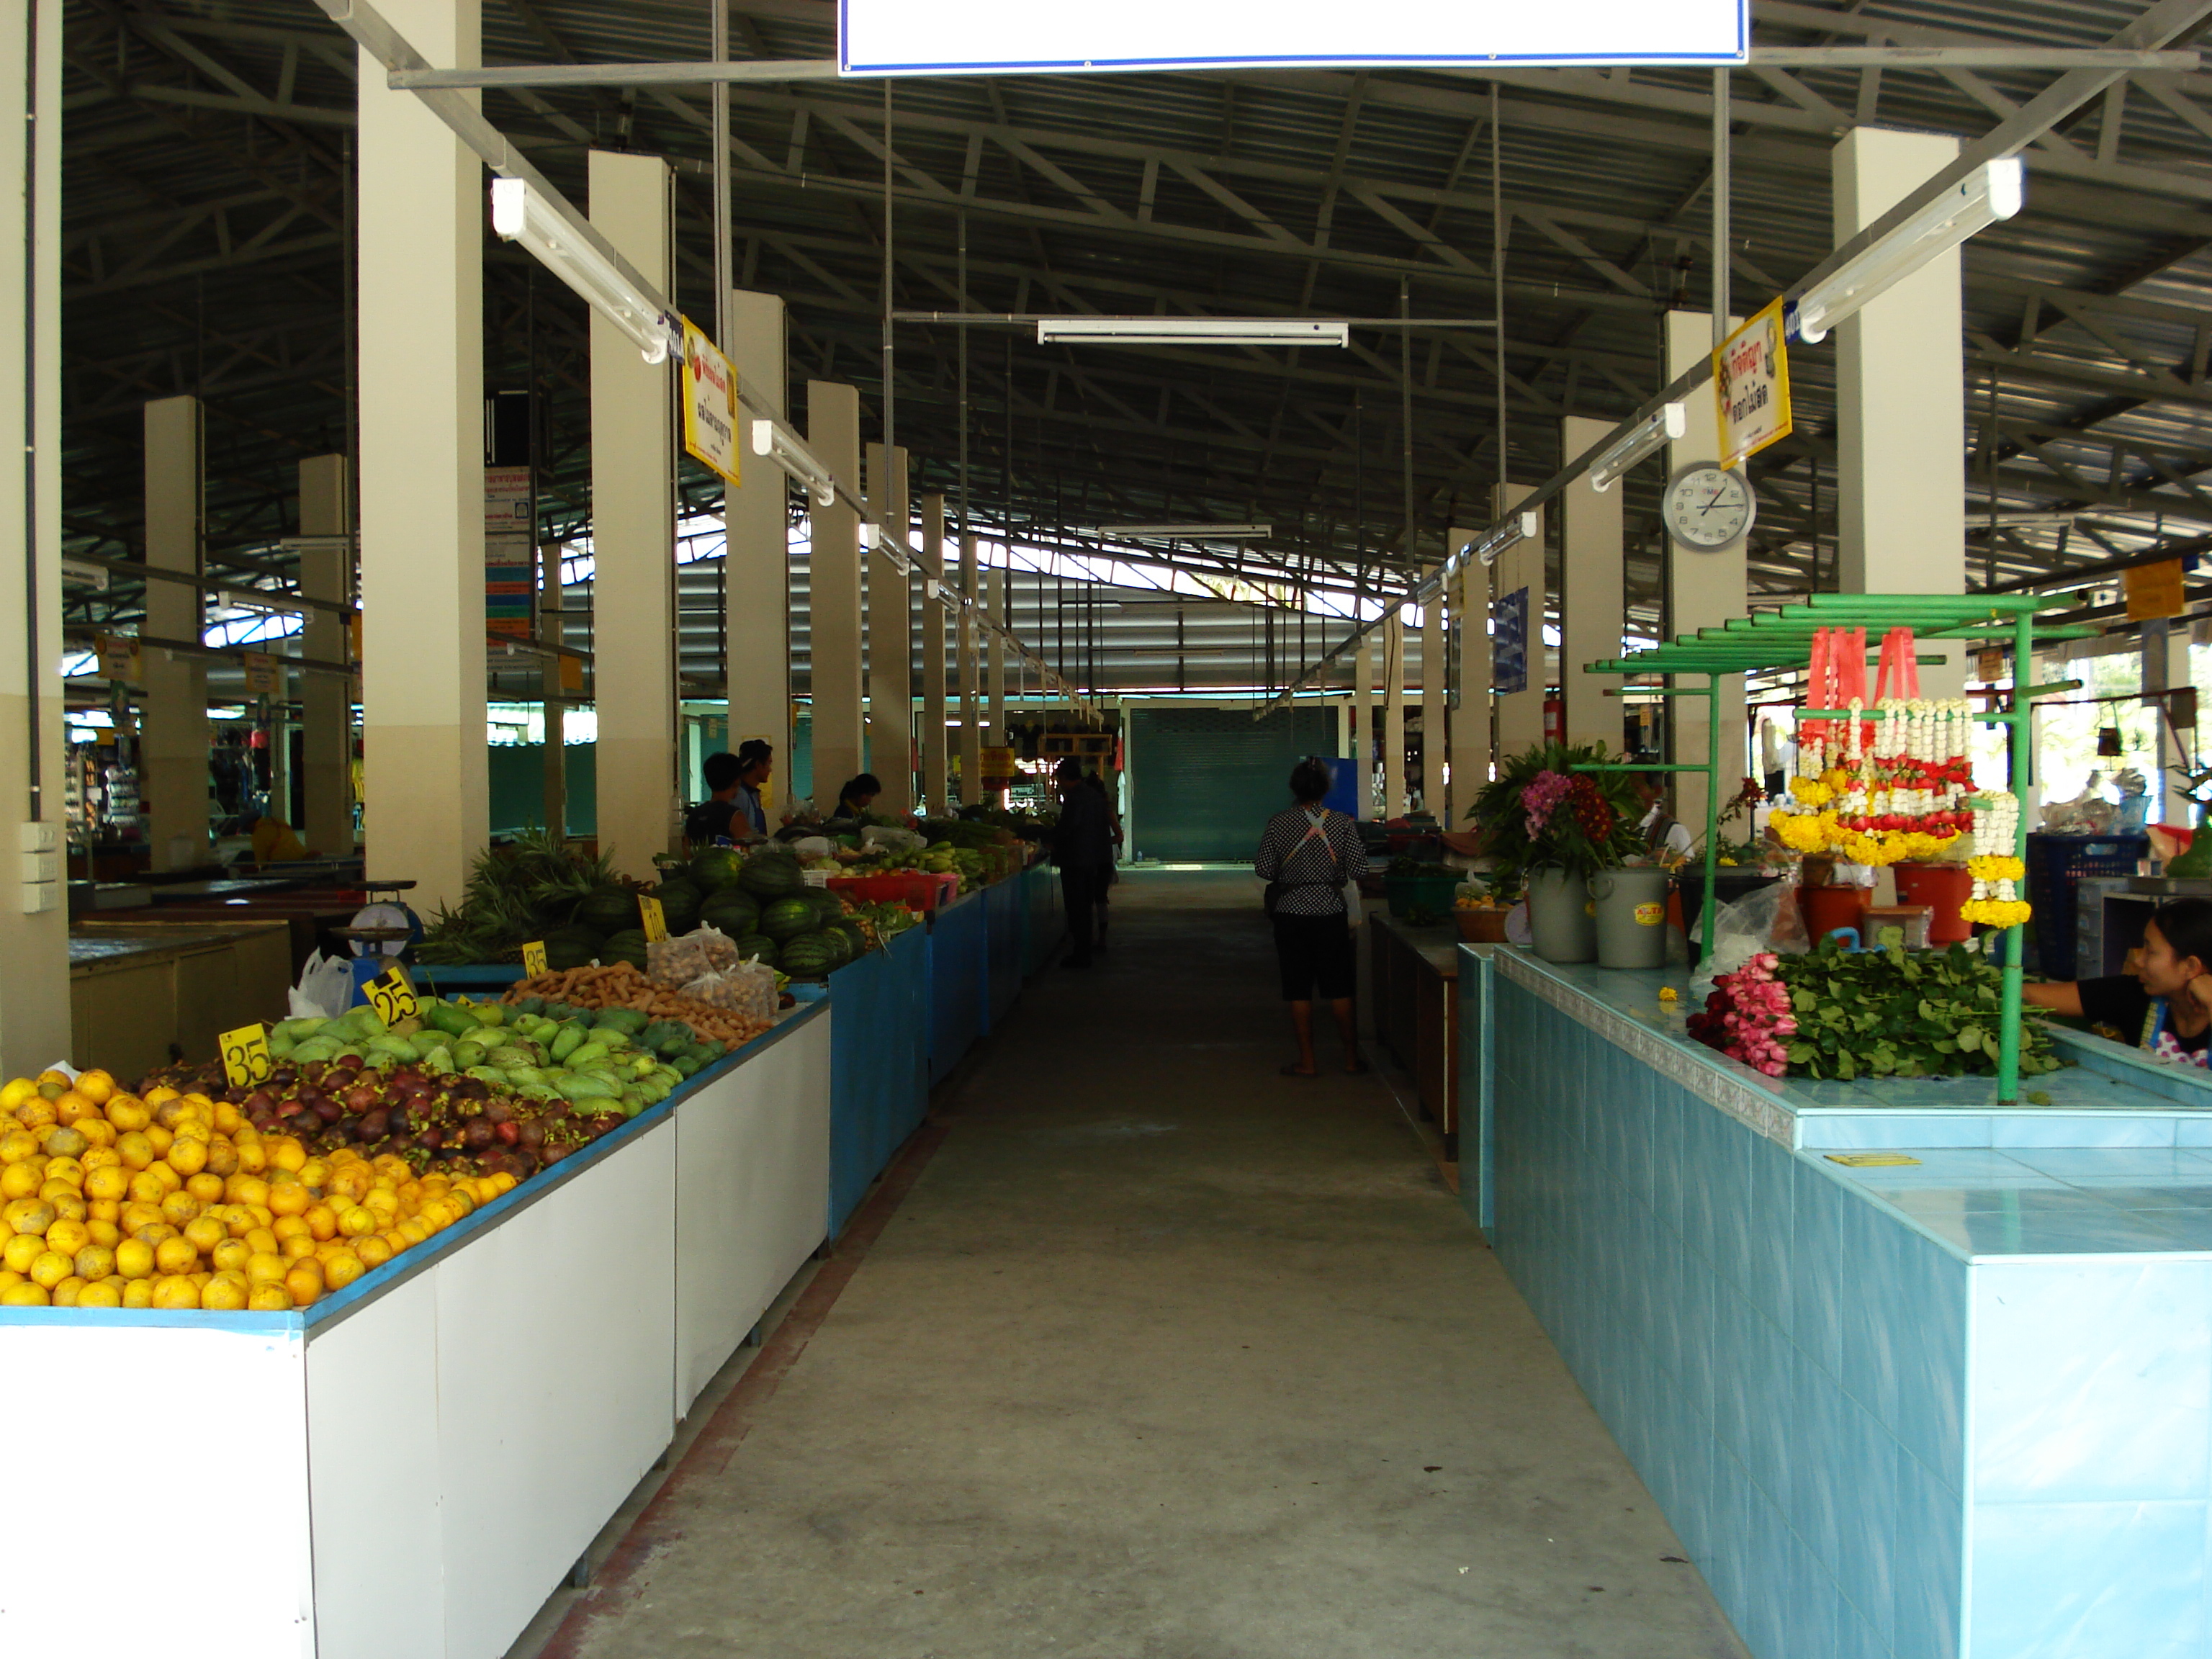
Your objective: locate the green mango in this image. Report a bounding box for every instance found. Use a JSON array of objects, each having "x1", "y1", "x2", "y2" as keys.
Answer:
[
  {"x1": 464, "y1": 1065, "x2": 508, "y2": 1087},
  {"x1": 550, "y1": 1025, "x2": 588, "y2": 1063},
  {"x1": 421, "y1": 1045, "x2": 455, "y2": 1076},
  {"x1": 566, "y1": 1043, "x2": 611, "y2": 1072},
  {"x1": 452, "y1": 1038, "x2": 489, "y2": 1069},
  {"x1": 555, "y1": 1072, "x2": 619, "y2": 1103}
]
